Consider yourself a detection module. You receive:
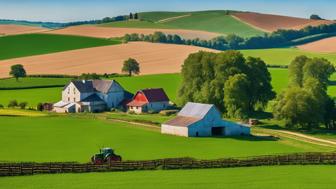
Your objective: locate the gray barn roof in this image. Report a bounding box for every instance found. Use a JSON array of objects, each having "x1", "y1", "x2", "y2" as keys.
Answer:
[
  {"x1": 64, "y1": 80, "x2": 122, "y2": 94},
  {"x1": 178, "y1": 102, "x2": 215, "y2": 119}
]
